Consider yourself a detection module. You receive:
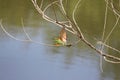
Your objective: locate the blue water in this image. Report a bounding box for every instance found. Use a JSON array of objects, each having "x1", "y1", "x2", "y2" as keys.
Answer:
[{"x1": 0, "y1": 25, "x2": 103, "y2": 80}]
